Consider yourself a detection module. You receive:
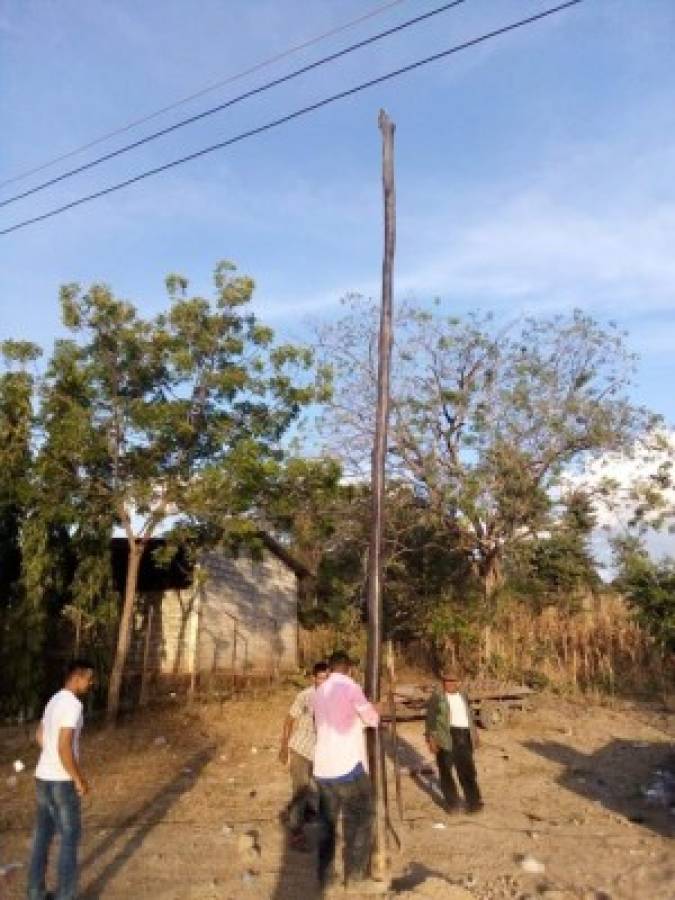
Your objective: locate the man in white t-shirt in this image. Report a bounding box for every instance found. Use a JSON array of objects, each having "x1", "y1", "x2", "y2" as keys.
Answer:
[{"x1": 27, "y1": 658, "x2": 95, "y2": 900}]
